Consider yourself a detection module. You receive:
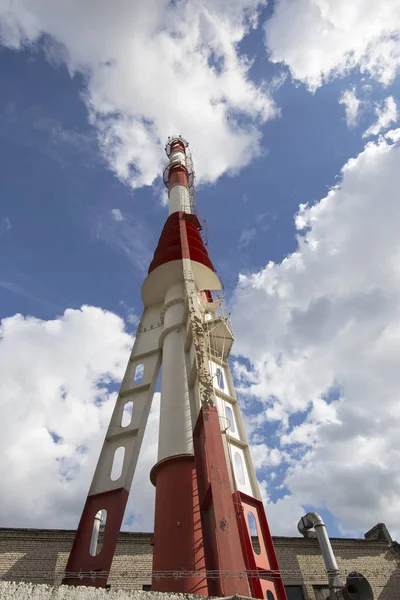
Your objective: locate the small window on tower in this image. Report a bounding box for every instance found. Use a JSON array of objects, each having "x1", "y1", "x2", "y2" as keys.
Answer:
[
  {"x1": 121, "y1": 401, "x2": 133, "y2": 427},
  {"x1": 225, "y1": 405, "x2": 236, "y2": 433},
  {"x1": 247, "y1": 512, "x2": 261, "y2": 555},
  {"x1": 134, "y1": 363, "x2": 144, "y2": 384},
  {"x1": 234, "y1": 451, "x2": 246, "y2": 486},
  {"x1": 110, "y1": 446, "x2": 125, "y2": 481},
  {"x1": 216, "y1": 368, "x2": 225, "y2": 390}
]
